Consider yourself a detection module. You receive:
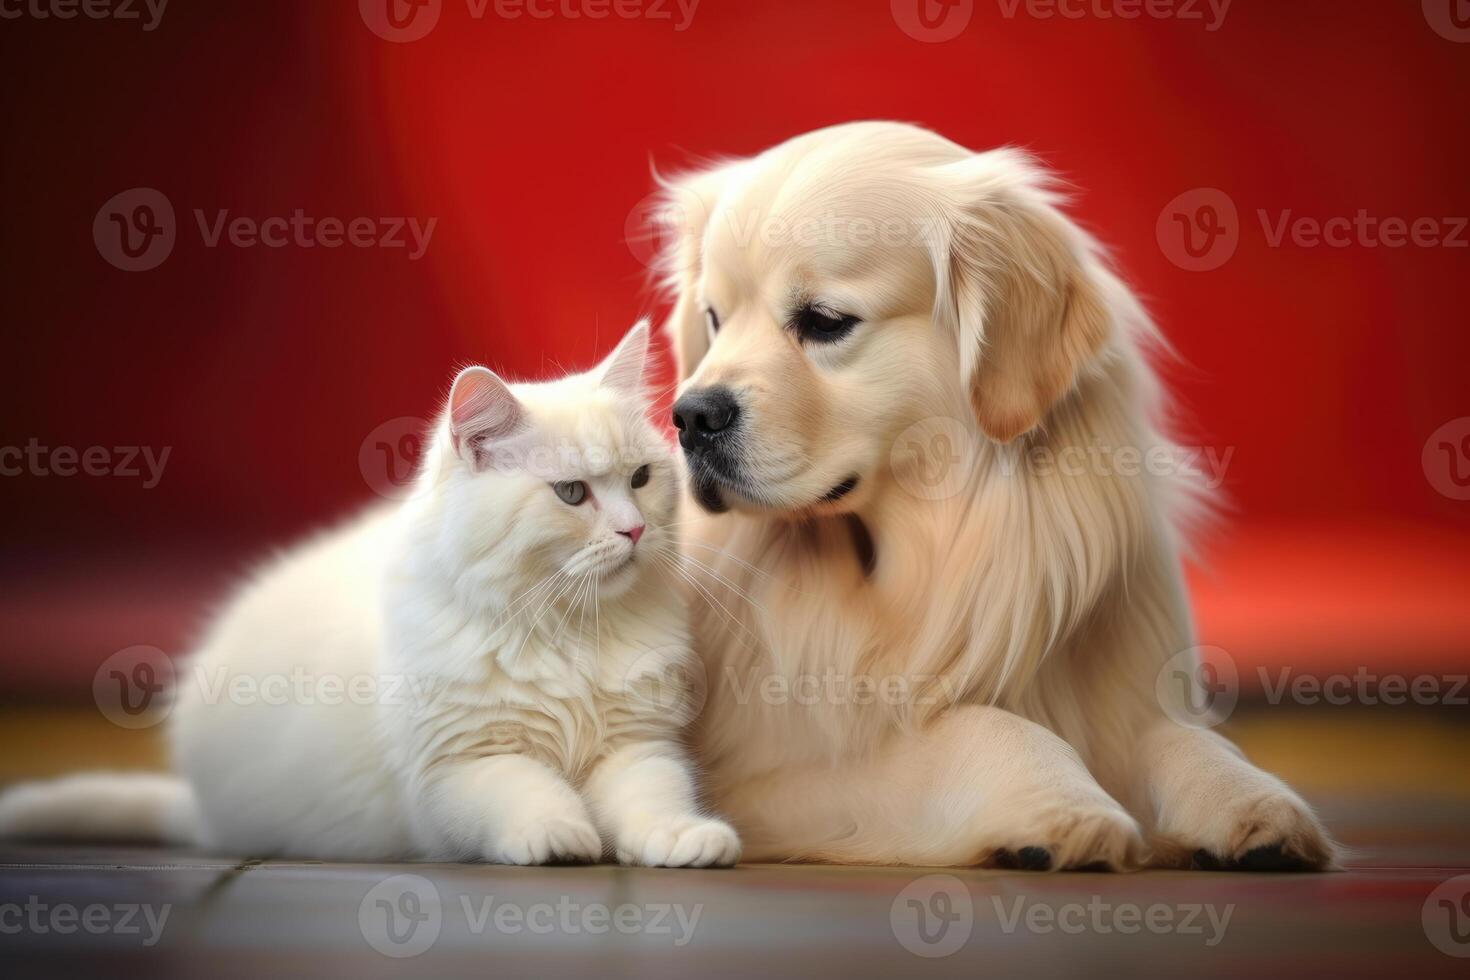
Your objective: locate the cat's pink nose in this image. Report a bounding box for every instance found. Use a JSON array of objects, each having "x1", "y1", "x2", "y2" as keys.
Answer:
[{"x1": 619, "y1": 525, "x2": 645, "y2": 546}]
